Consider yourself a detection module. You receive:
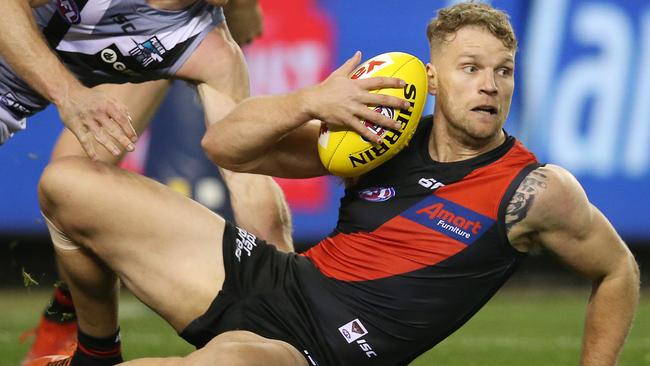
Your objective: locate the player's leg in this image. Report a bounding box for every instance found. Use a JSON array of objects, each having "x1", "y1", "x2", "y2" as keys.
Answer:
[
  {"x1": 22, "y1": 80, "x2": 171, "y2": 365},
  {"x1": 119, "y1": 331, "x2": 307, "y2": 366},
  {"x1": 176, "y1": 22, "x2": 294, "y2": 251},
  {"x1": 51, "y1": 79, "x2": 171, "y2": 162},
  {"x1": 38, "y1": 157, "x2": 226, "y2": 363}
]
